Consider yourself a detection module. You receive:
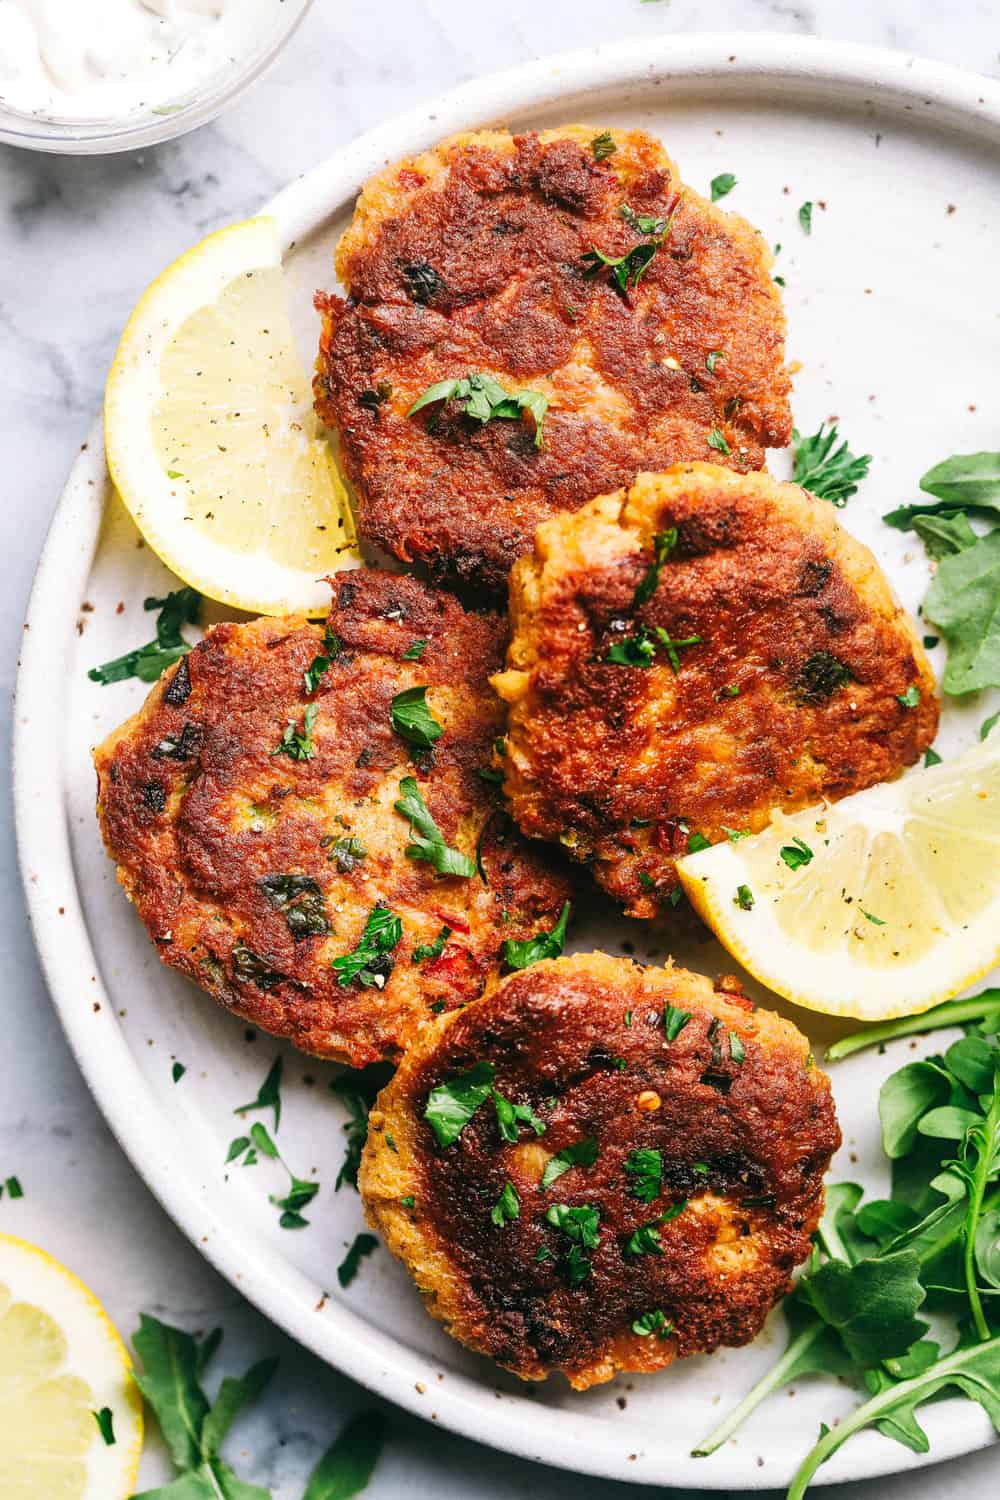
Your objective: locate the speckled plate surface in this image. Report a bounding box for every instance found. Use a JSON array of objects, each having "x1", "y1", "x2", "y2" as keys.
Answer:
[{"x1": 14, "y1": 33, "x2": 1000, "y2": 1489}]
